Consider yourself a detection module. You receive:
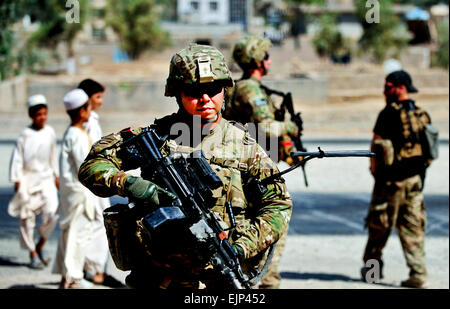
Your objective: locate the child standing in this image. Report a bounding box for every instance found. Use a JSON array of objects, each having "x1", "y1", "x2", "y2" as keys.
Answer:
[
  {"x1": 78, "y1": 79, "x2": 113, "y2": 286},
  {"x1": 8, "y1": 94, "x2": 60, "y2": 269},
  {"x1": 52, "y1": 89, "x2": 96, "y2": 289}
]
